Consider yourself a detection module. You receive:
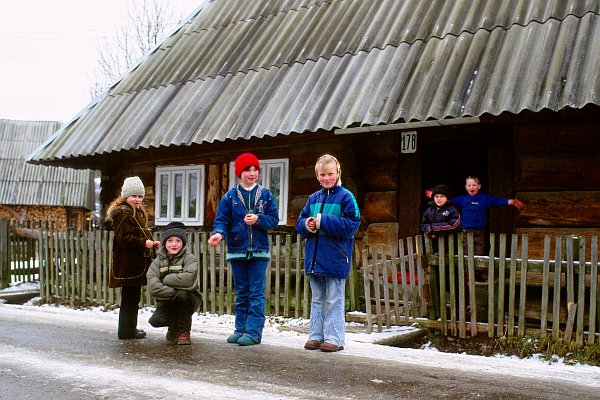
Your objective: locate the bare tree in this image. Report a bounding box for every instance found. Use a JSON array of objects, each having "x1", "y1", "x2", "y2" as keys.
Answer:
[{"x1": 90, "y1": 0, "x2": 186, "y2": 98}]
